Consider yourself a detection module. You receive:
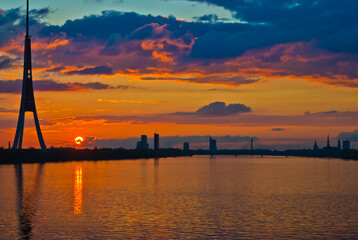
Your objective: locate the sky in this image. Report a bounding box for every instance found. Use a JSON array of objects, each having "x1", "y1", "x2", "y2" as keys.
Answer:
[{"x1": 0, "y1": 0, "x2": 358, "y2": 150}]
